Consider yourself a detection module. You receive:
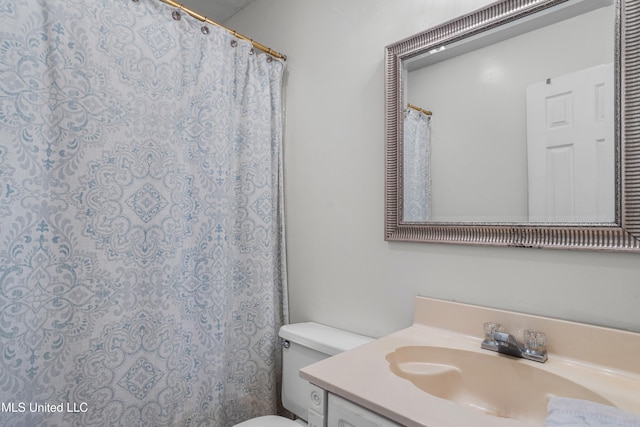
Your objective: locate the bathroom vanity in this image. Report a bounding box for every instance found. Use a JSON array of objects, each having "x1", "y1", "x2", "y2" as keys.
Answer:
[{"x1": 300, "y1": 297, "x2": 640, "y2": 426}]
